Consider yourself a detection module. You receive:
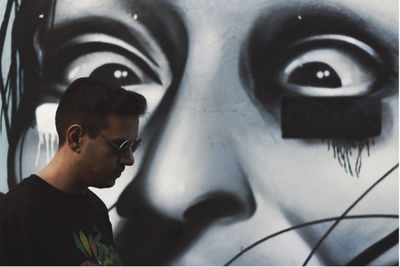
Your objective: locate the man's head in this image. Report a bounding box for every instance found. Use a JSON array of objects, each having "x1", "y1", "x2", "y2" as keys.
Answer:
[
  {"x1": 56, "y1": 77, "x2": 147, "y2": 146},
  {"x1": 54, "y1": 77, "x2": 147, "y2": 189}
]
